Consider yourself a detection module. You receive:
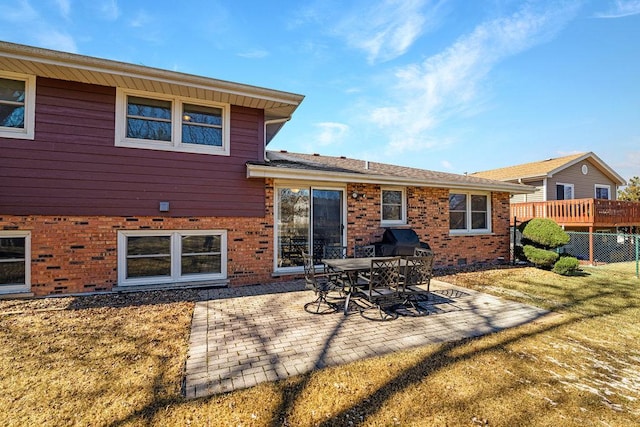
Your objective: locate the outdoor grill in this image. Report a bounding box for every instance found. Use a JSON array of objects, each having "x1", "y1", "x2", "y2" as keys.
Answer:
[{"x1": 373, "y1": 228, "x2": 431, "y2": 256}]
